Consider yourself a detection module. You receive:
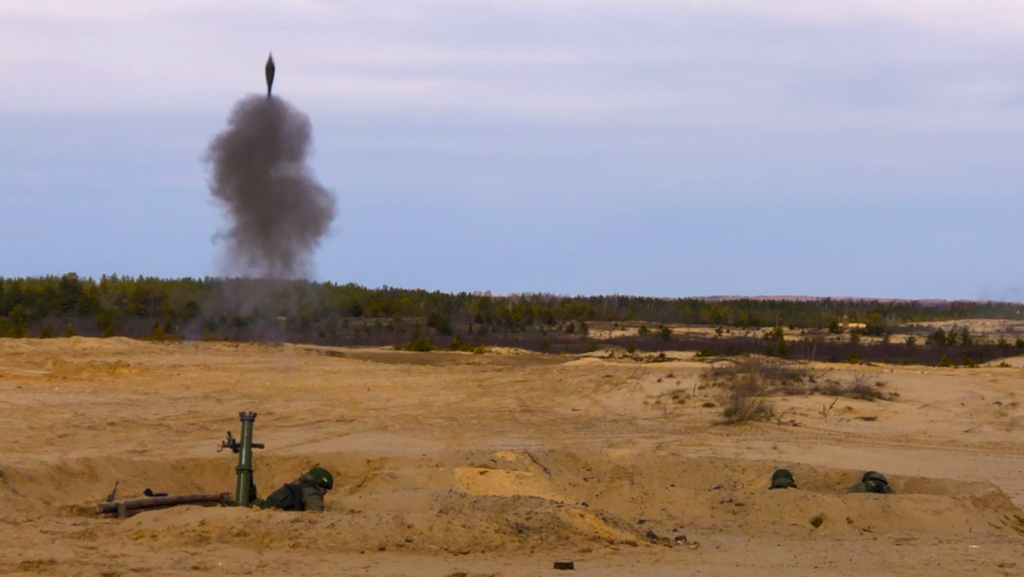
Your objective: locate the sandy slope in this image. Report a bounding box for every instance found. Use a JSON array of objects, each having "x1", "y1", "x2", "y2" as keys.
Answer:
[{"x1": 1, "y1": 337, "x2": 1023, "y2": 576}]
